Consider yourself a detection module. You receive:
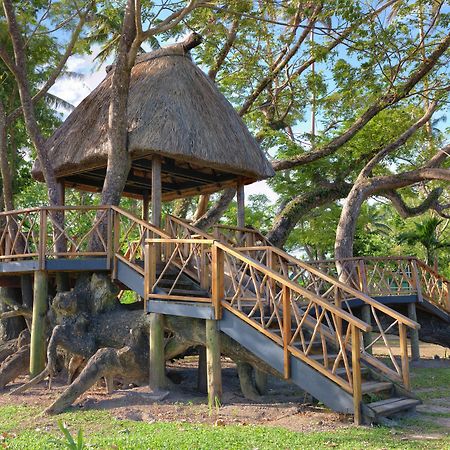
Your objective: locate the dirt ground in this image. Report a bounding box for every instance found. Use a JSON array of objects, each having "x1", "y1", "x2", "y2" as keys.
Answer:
[{"x1": 0, "y1": 343, "x2": 449, "y2": 434}]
